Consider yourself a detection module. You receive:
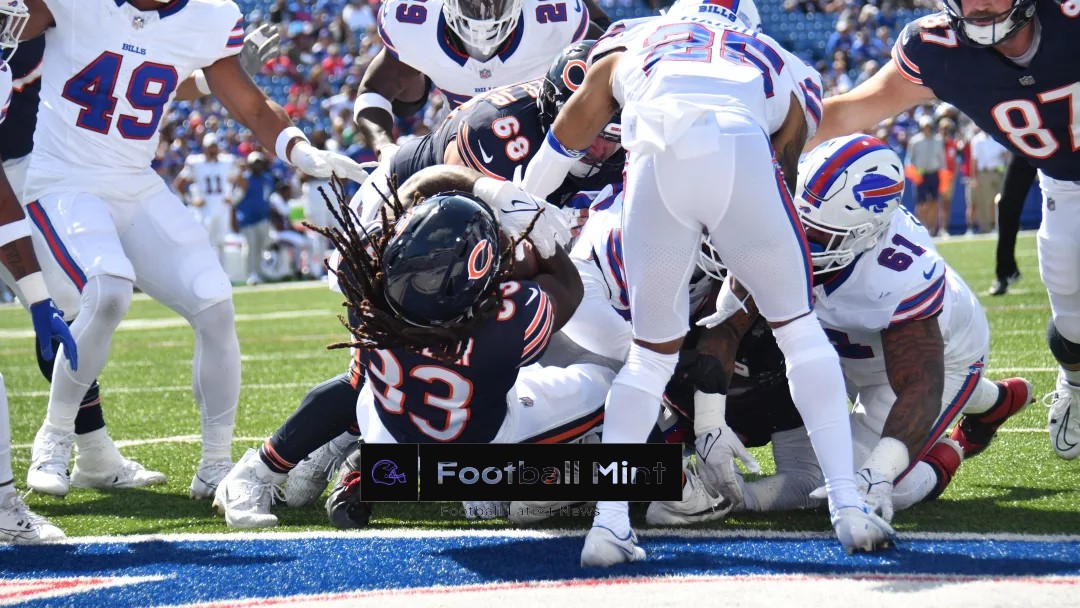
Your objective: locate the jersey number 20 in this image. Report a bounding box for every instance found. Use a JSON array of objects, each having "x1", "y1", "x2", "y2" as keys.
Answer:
[{"x1": 62, "y1": 52, "x2": 179, "y2": 140}]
